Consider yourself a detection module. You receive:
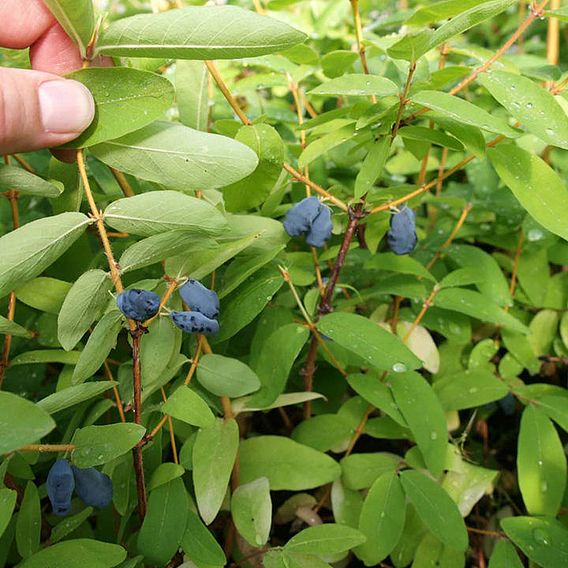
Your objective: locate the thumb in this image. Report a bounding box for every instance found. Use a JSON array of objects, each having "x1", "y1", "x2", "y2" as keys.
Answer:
[{"x1": 0, "y1": 67, "x2": 94, "y2": 155}]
